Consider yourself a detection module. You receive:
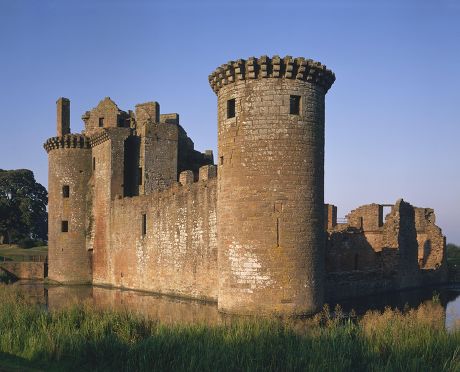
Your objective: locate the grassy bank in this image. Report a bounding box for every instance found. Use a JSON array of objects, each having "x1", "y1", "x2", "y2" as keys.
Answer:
[
  {"x1": 0, "y1": 285, "x2": 459, "y2": 371},
  {"x1": 0, "y1": 244, "x2": 47, "y2": 262}
]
